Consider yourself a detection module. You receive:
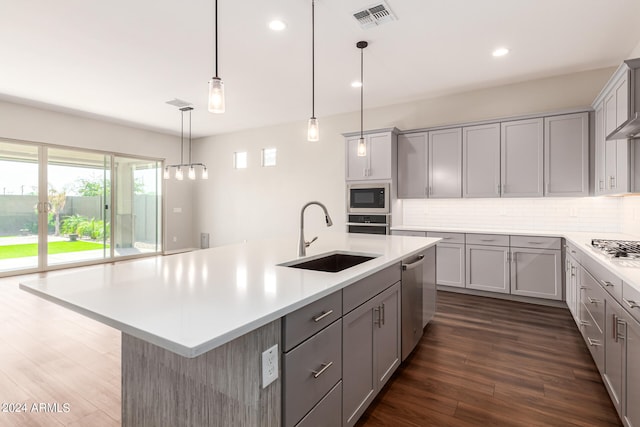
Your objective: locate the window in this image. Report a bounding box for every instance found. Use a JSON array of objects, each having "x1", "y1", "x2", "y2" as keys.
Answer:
[
  {"x1": 234, "y1": 151, "x2": 248, "y2": 169},
  {"x1": 261, "y1": 148, "x2": 277, "y2": 167}
]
